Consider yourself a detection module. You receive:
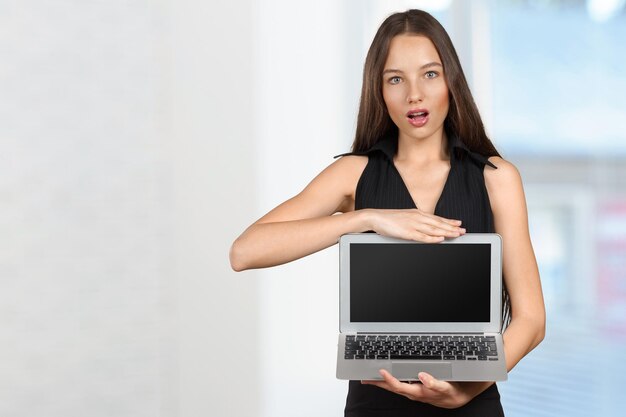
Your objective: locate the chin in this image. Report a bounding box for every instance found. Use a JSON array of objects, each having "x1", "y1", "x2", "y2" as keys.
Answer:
[{"x1": 401, "y1": 129, "x2": 438, "y2": 142}]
